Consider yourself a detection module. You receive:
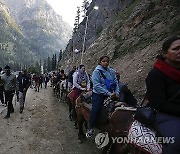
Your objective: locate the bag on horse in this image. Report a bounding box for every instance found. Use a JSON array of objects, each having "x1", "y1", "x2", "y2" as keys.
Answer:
[
  {"x1": 67, "y1": 87, "x2": 82, "y2": 101},
  {"x1": 135, "y1": 106, "x2": 156, "y2": 127}
]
